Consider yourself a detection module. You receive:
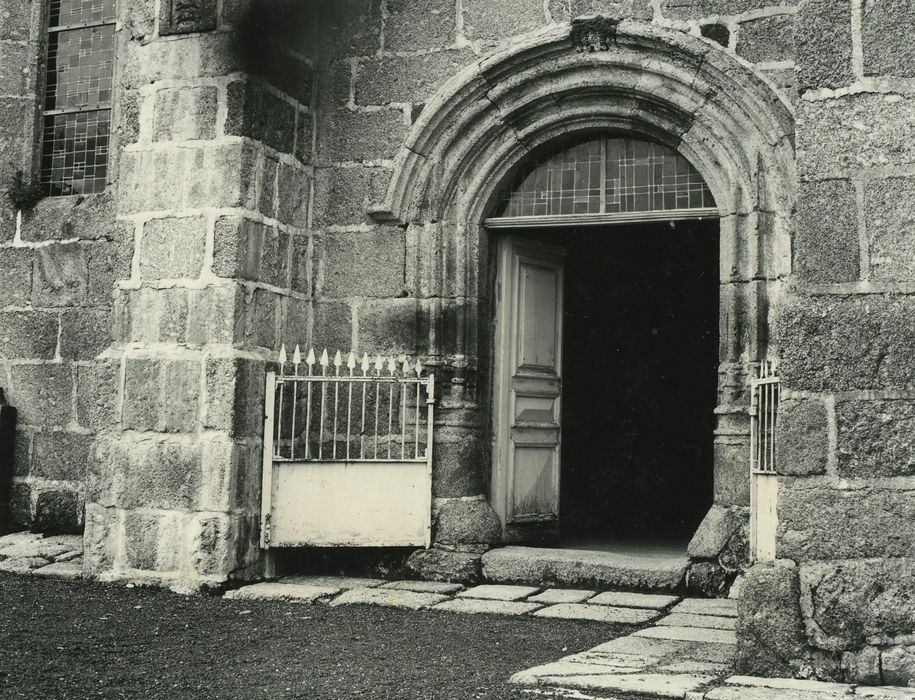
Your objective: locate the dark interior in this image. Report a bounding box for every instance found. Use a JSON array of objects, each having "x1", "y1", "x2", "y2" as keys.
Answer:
[{"x1": 516, "y1": 219, "x2": 719, "y2": 543}]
